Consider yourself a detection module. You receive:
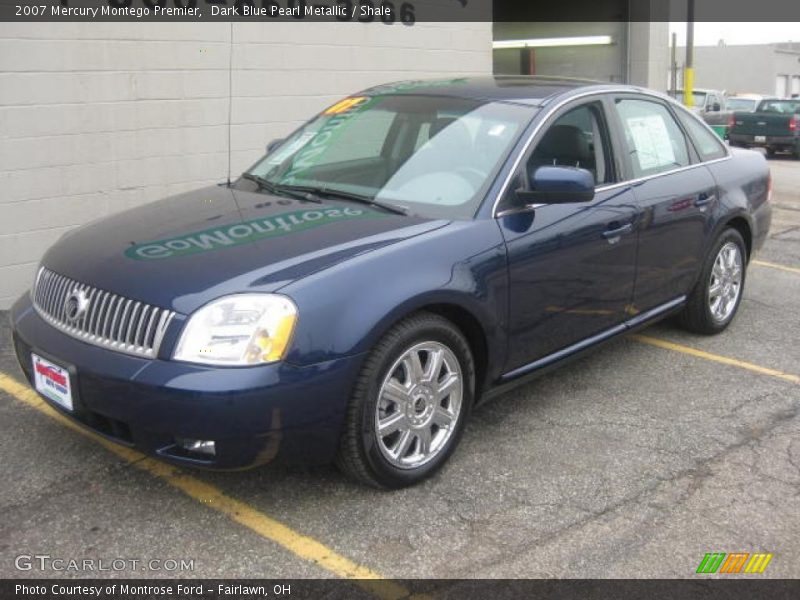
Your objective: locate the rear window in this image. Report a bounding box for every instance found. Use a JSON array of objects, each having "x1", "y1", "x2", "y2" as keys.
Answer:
[
  {"x1": 757, "y1": 100, "x2": 800, "y2": 114},
  {"x1": 727, "y1": 98, "x2": 757, "y2": 111},
  {"x1": 673, "y1": 107, "x2": 727, "y2": 162}
]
